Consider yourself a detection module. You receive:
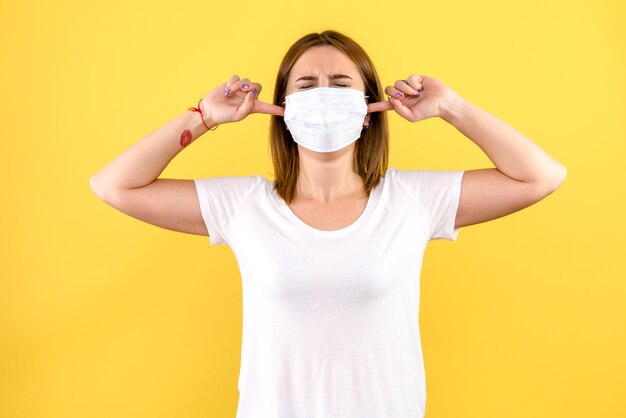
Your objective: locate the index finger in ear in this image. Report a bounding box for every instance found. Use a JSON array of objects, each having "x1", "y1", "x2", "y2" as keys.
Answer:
[
  {"x1": 253, "y1": 100, "x2": 285, "y2": 117},
  {"x1": 367, "y1": 101, "x2": 394, "y2": 113}
]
